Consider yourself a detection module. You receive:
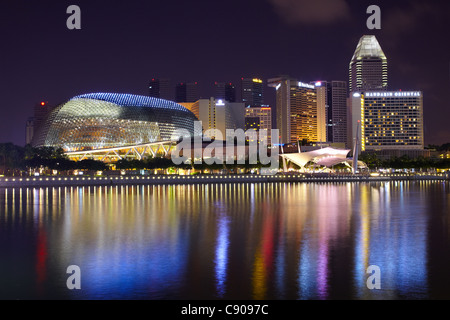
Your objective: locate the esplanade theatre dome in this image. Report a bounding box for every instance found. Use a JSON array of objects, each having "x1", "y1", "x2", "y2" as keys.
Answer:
[{"x1": 32, "y1": 93, "x2": 200, "y2": 151}]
